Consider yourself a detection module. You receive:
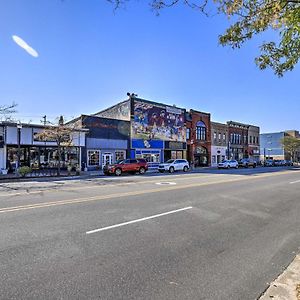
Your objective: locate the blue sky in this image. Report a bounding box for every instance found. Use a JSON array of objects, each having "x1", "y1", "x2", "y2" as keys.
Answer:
[{"x1": 0, "y1": 0, "x2": 299, "y2": 133}]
